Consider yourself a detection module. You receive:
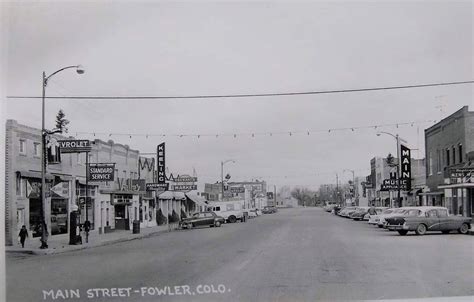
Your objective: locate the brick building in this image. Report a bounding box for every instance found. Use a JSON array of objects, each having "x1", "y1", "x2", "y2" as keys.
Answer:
[{"x1": 424, "y1": 106, "x2": 474, "y2": 217}]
